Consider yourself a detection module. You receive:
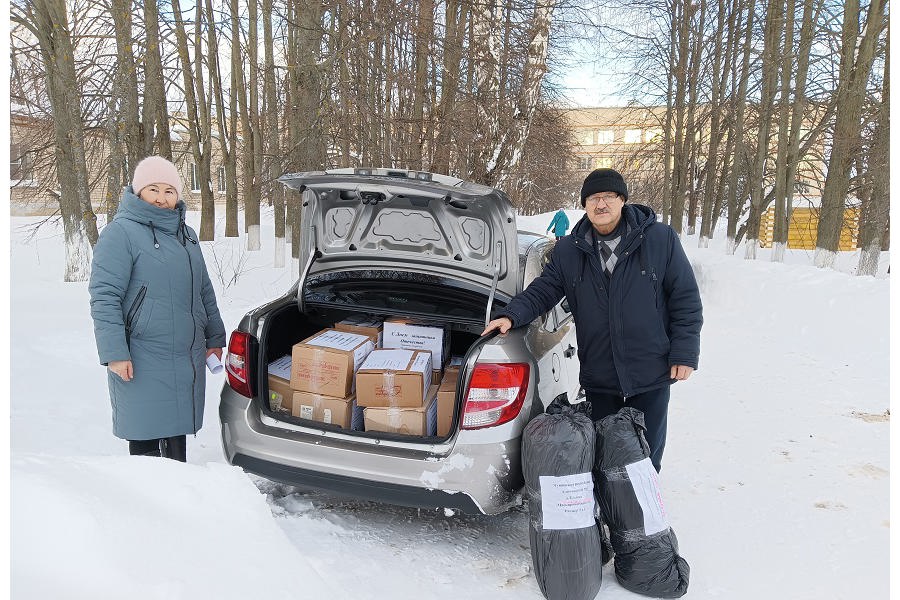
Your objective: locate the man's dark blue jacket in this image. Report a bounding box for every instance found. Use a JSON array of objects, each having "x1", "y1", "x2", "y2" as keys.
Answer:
[{"x1": 497, "y1": 204, "x2": 703, "y2": 396}]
